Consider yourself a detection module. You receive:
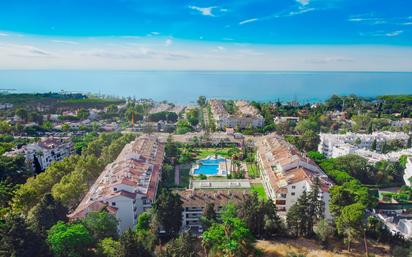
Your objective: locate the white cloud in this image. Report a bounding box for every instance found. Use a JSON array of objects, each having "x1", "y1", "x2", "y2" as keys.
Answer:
[
  {"x1": 306, "y1": 56, "x2": 354, "y2": 64},
  {"x1": 296, "y1": 0, "x2": 310, "y2": 6},
  {"x1": 188, "y1": 6, "x2": 216, "y2": 16},
  {"x1": 0, "y1": 32, "x2": 8, "y2": 37},
  {"x1": 0, "y1": 43, "x2": 54, "y2": 57},
  {"x1": 360, "y1": 30, "x2": 404, "y2": 37},
  {"x1": 165, "y1": 38, "x2": 173, "y2": 47},
  {"x1": 385, "y1": 30, "x2": 403, "y2": 37},
  {"x1": 288, "y1": 7, "x2": 316, "y2": 16},
  {"x1": 0, "y1": 34, "x2": 411, "y2": 72},
  {"x1": 51, "y1": 40, "x2": 79, "y2": 45},
  {"x1": 239, "y1": 18, "x2": 259, "y2": 25}
]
